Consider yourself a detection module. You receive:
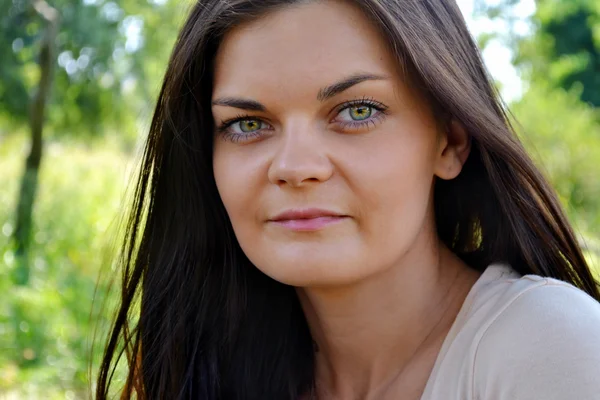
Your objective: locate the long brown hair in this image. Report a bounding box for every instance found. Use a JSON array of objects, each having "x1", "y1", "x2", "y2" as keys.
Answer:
[{"x1": 95, "y1": 0, "x2": 600, "y2": 398}]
